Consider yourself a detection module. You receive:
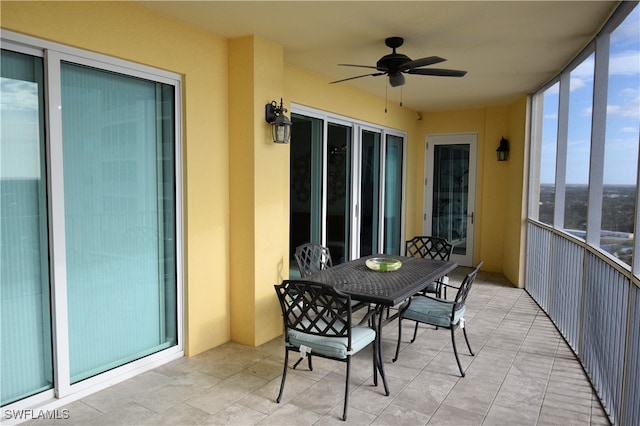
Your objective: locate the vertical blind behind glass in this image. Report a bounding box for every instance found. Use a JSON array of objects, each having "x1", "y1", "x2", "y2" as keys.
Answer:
[
  {"x1": 0, "y1": 49, "x2": 52, "y2": 406},
  {"x1": 61, "y1": 62, "x2": 177, "y2": 383}
]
